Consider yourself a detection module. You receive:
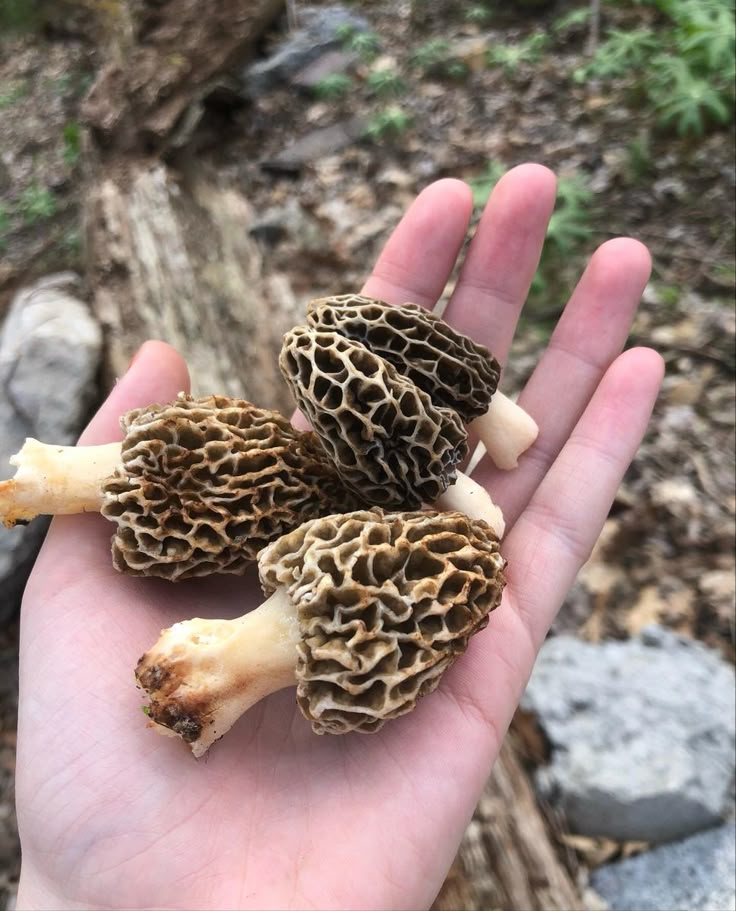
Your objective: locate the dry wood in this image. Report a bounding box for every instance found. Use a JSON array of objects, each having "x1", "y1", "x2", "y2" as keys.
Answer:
[
  {"x1": 81, "y1": 0, "x2": 285, "y2": 154},
  {"x1": 80, "y1": 0, "x2": 302, "y2": 413},
  {"x1": 432, "y1": 736, "x2": 584, "y2": 911},
  {"x1": 84, "y1": 163, "x2": 301, "y2": 412}
]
